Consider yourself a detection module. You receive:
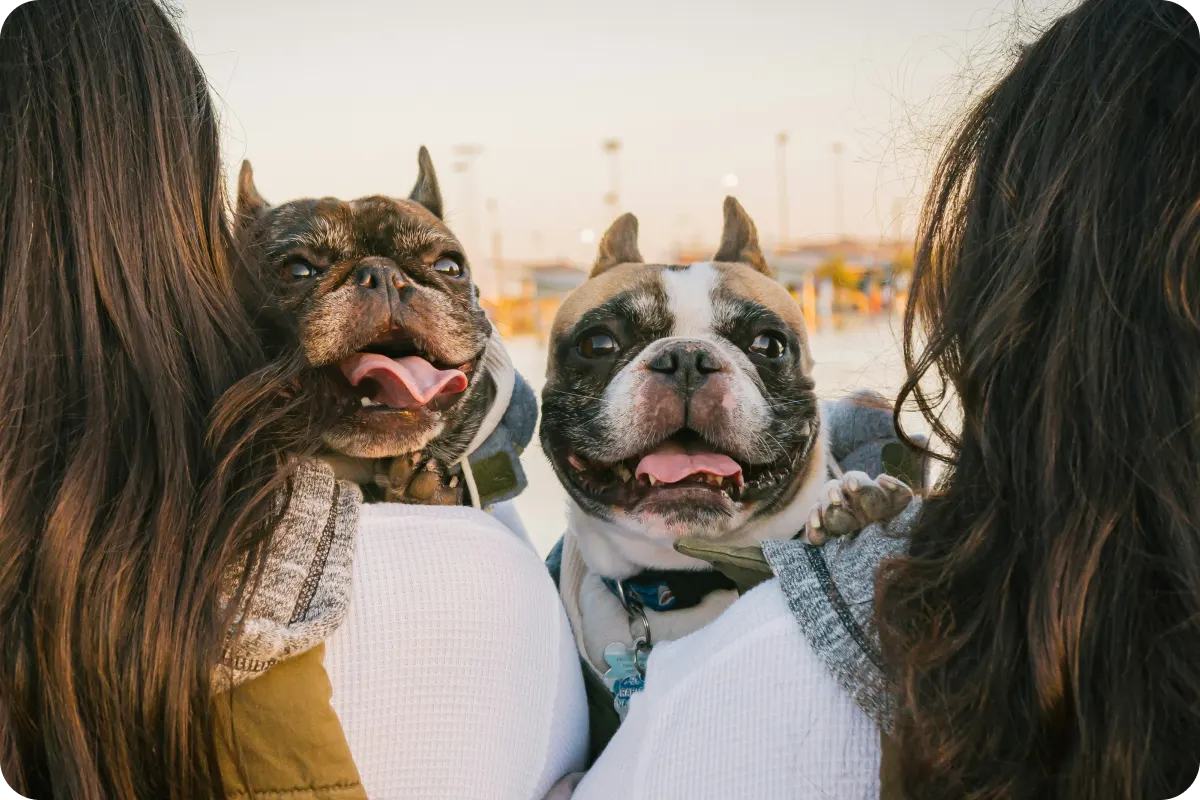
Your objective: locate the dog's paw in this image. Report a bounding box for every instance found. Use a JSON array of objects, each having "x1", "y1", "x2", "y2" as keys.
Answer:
[
  {"x1": 802, "y1": 471, "x2": 913, "y2": 546},
  {"x1": 383, "y1": 455, "x2": 463, "y2": 506}
]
